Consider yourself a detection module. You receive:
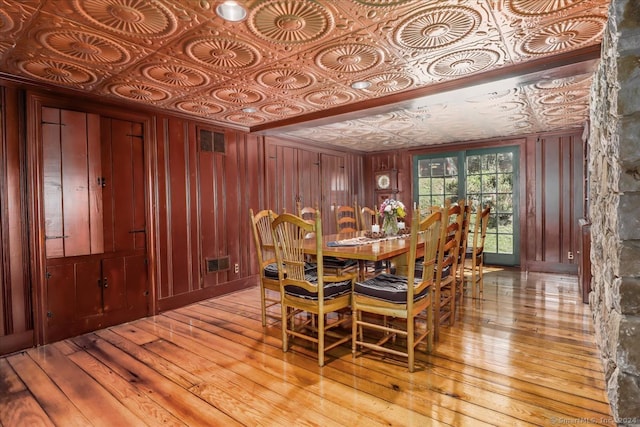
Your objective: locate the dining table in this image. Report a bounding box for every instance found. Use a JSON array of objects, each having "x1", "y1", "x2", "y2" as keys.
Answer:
[{"x1": 302, "y1": 231, "x2": 423, "y2": 280}]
